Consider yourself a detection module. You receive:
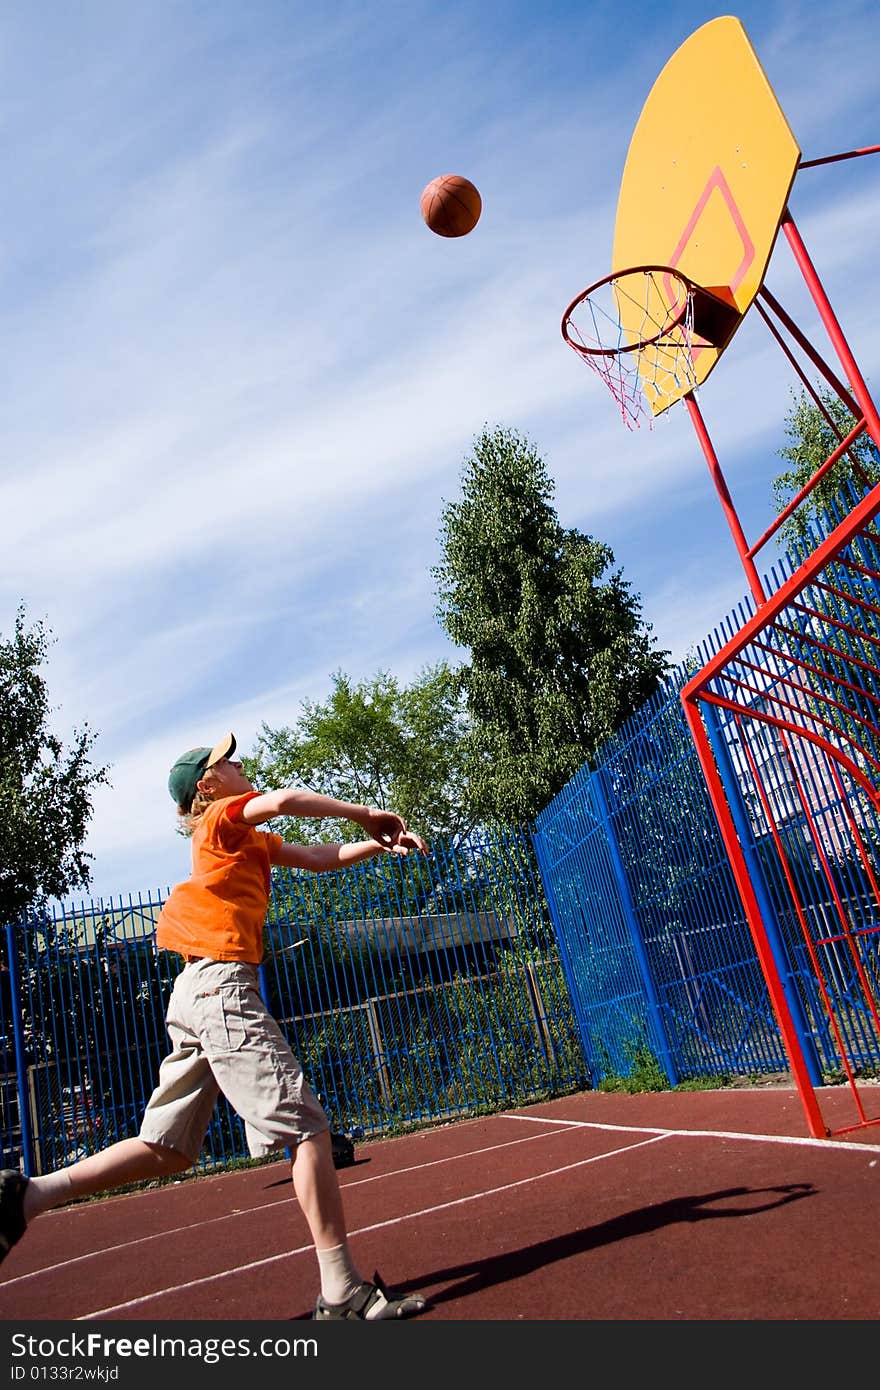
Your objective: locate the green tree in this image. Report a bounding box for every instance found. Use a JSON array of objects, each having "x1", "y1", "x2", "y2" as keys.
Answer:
[
  {"x1": 432, "y1": 425, "x2": 670, "y2": 824},
  {"x1": 243, "y1": 664, "x2": 472, "y2": 841},
  {"x1": 0, "y1": 607, "x2": 110, "y2": 922},
  {"x1": 771, "y1": 387, "x2": 880, "y2": 552}
]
